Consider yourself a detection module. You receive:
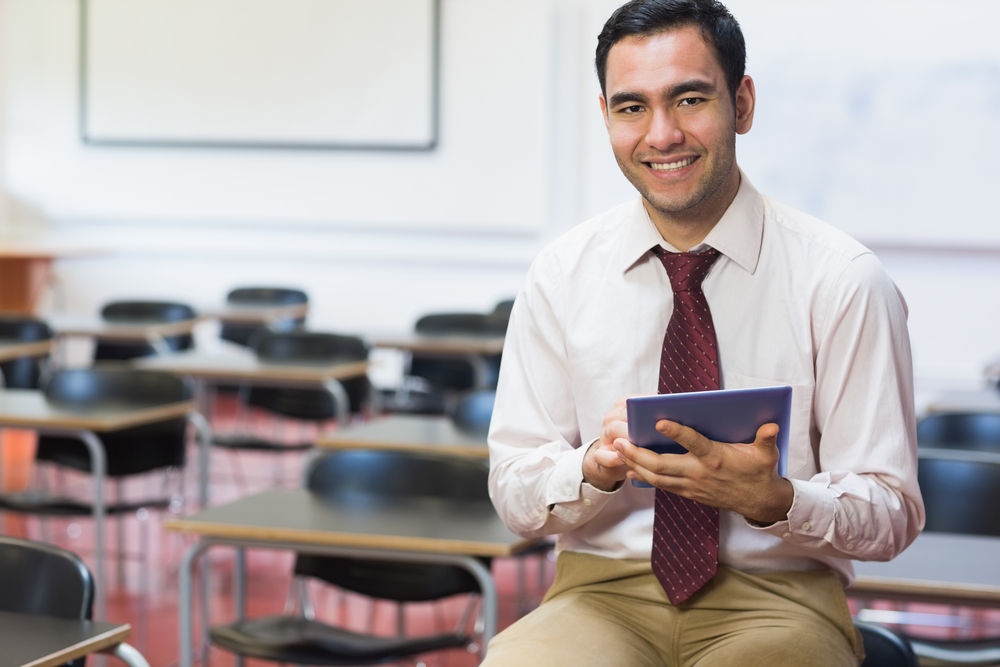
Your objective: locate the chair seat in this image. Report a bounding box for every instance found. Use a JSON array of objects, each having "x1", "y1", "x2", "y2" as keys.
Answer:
[
  {"x1": 210, "y1": 616, "x2": 471, "y2": 666},
  {"x1": 212, "y1": 435, "x2": 314, "y2": 452},
  {"x1": 909, "y1": 637, "x2": 1000, "y2": 665},
  {"x1": 0, "y1": 491, "x2": 171, "y2": 517}
]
